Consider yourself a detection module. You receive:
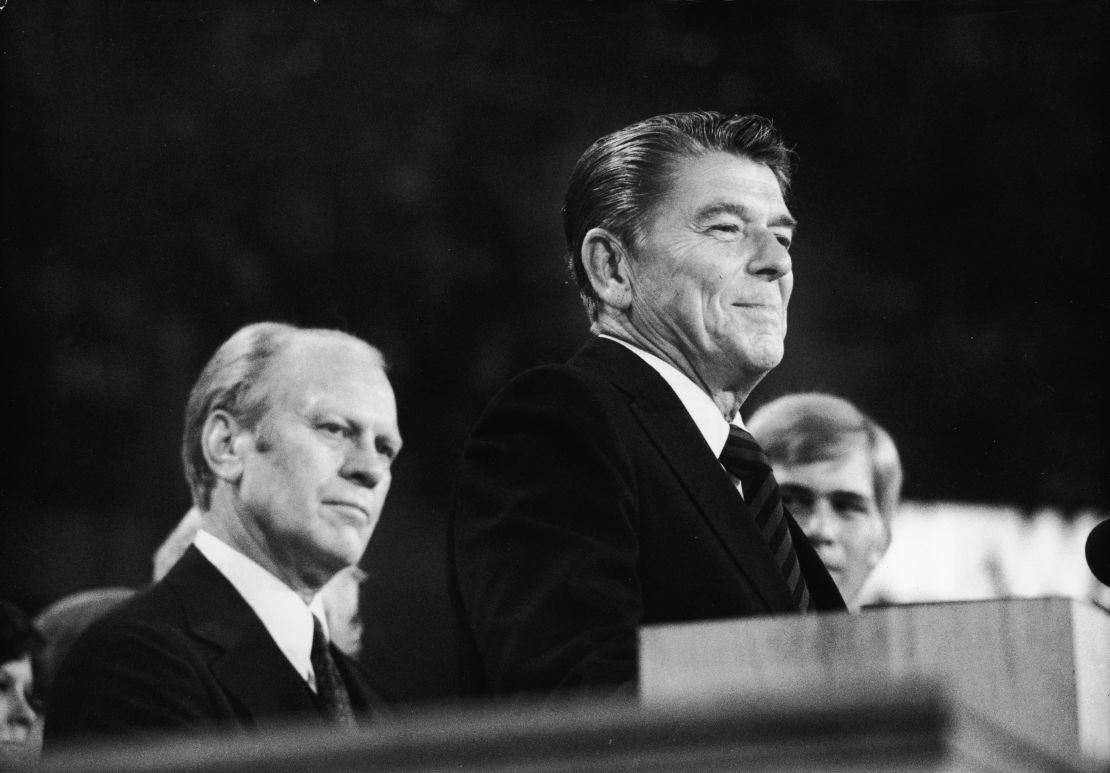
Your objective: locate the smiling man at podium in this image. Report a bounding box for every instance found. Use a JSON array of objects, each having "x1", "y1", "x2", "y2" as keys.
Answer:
[{"x1": 449, "y1": 112, "x2": 846, "y2": 698}]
